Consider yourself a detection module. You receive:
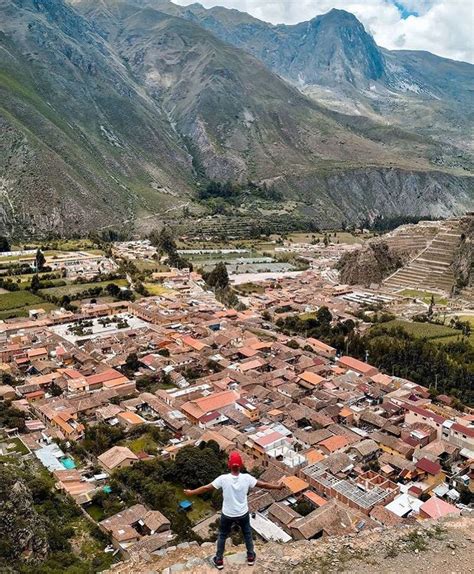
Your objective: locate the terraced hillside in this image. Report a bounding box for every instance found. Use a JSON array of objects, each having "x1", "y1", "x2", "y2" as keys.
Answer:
[{"x1": 384, "y1": 215, "x2": 473, "y2": 294}]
